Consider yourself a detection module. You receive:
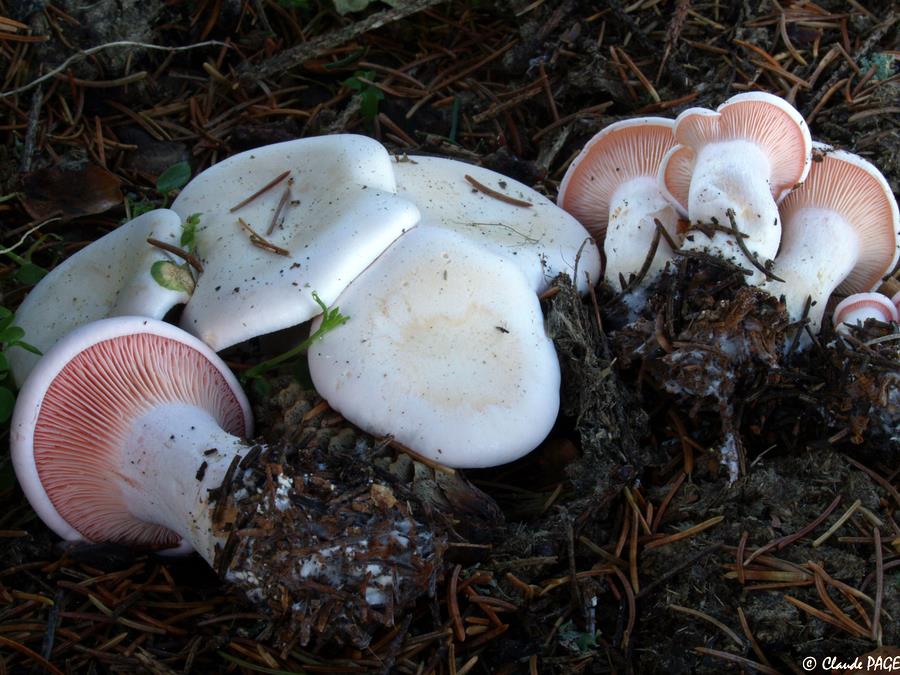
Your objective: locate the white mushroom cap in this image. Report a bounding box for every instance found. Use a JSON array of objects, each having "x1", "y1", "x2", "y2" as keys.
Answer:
[
  {"x1": 9, "y1": 209, "x2": 190, "y2": 386},
  {"x1": 557, "y1": 117, "x2": 680, "y2": 286},
  {"x1": 392, "y1": 156, "x2": 600, "y2": 294},
  {"x1": 171, "y1": 135, "x2": 421, "y2": 351},
  {"x1": 308, "y1": 225, "x2": 561, "y2": 468},
  {"x1": 12, "y1": 317, "x2": 252, "y2": 555},
  {"x1": 833, "y1": 292, "x2": 899, "y2": 333}
]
